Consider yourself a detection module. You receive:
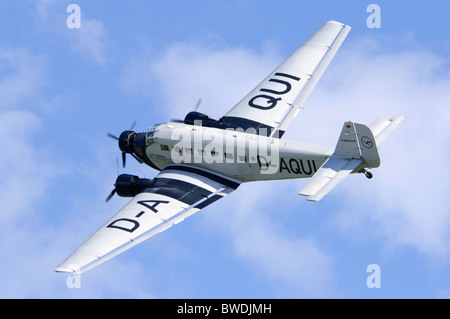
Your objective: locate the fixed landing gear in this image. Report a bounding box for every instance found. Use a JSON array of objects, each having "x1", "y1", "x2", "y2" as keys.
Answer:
[{"x1": 359, "y1": 168, "x2": 373, "y2": 179}]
